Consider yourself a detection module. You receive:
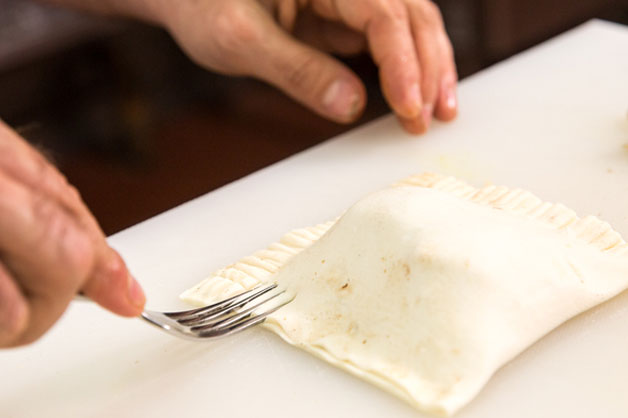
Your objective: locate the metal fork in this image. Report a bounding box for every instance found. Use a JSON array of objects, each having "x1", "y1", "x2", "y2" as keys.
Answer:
[
  {"x1": 140, "y1": 283, "x2": 293, "y2": 340},
  {"x1": 76, "y1": 283, "x2": 292, "y2": 340}
]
